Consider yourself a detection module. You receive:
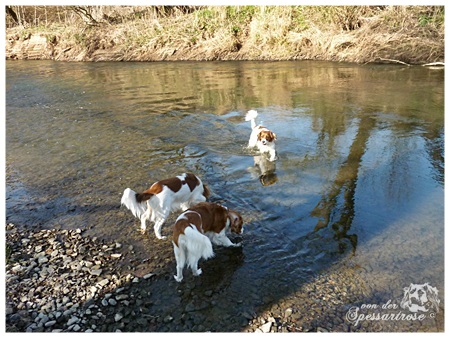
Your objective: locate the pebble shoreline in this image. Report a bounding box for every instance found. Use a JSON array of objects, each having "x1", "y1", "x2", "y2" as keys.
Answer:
[
  {"x1": 5, "y1": 223, "x2": 443, "y2": 332},
  {"x1": 6, "y1": 224, "x2": 134, "y2": 332}
]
